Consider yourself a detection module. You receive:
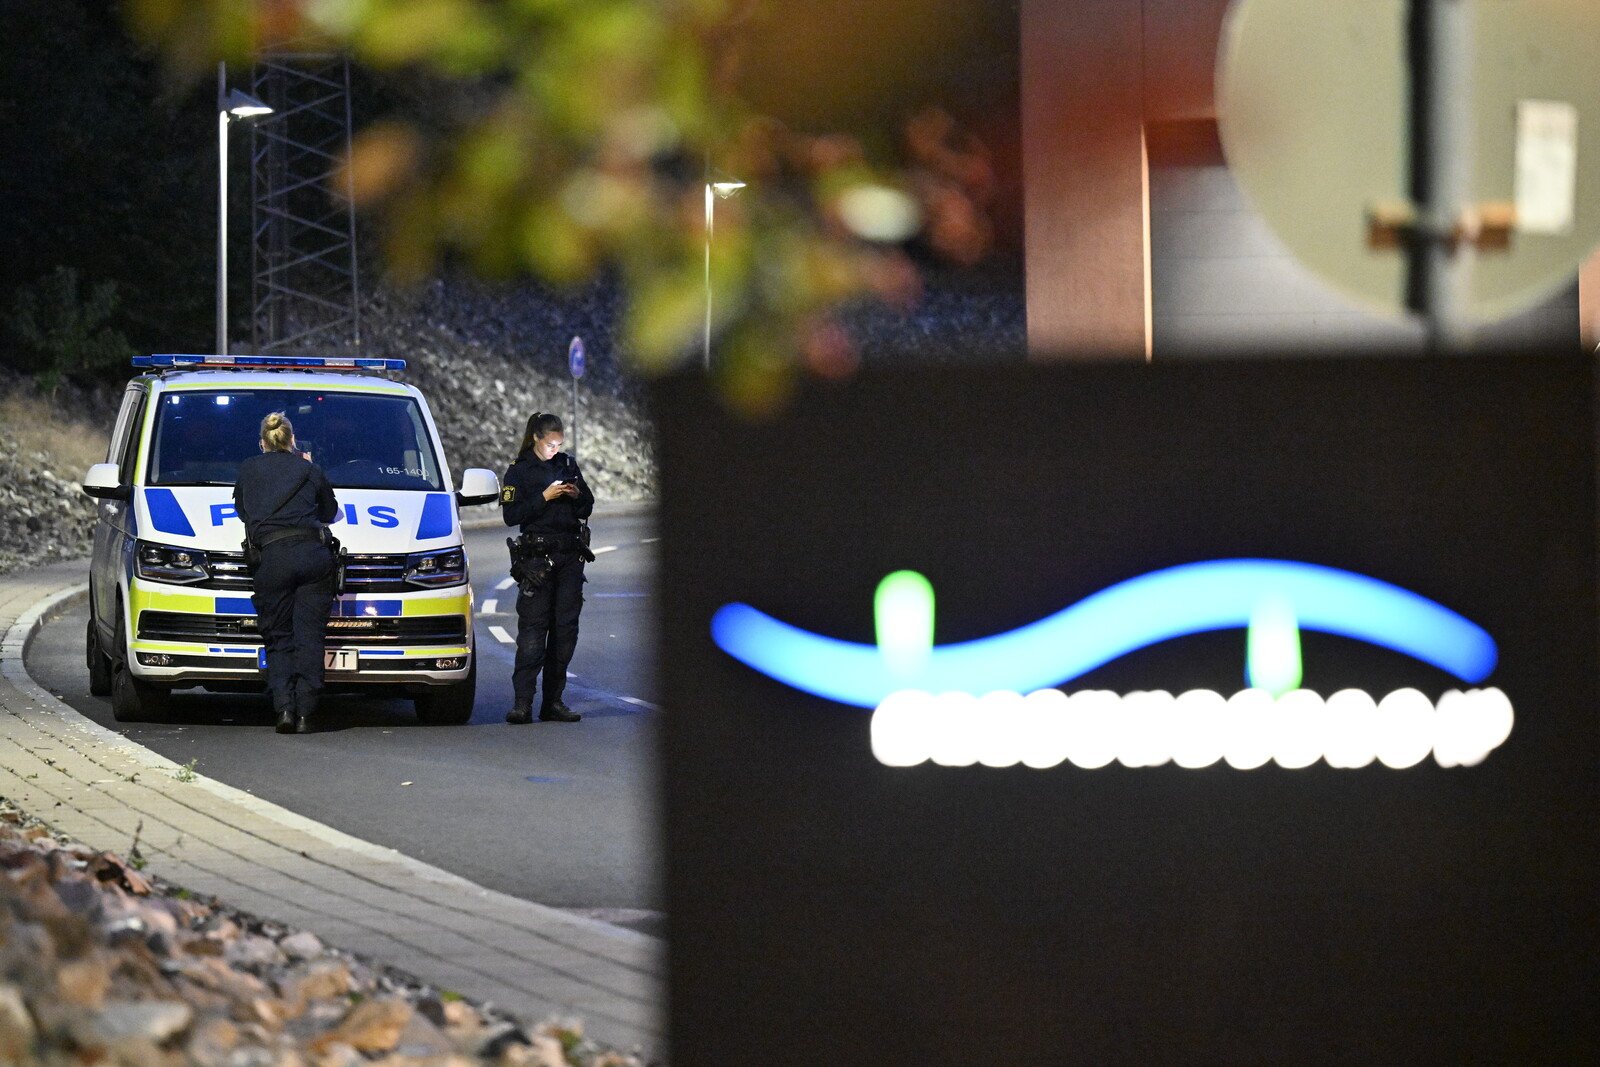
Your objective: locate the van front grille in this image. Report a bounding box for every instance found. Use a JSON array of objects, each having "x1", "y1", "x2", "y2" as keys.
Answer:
[
  {"x1": 136, "y1": 611, "x2": 467, "y2": 646},
  {"x1": 197, "y1": 552, "x2": 420, "y2": 593}
]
